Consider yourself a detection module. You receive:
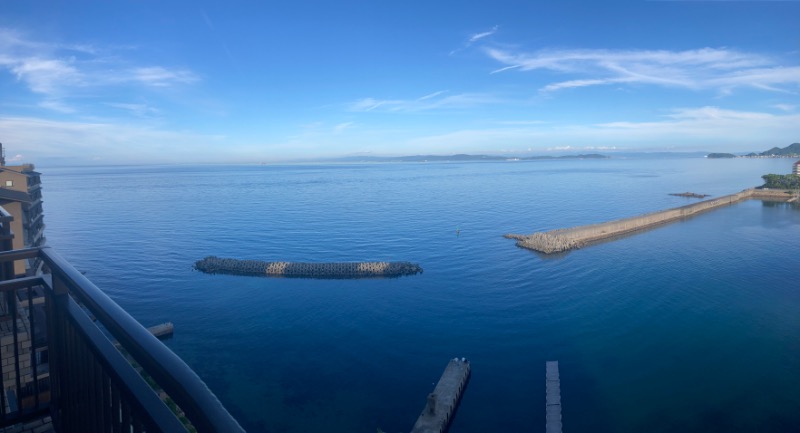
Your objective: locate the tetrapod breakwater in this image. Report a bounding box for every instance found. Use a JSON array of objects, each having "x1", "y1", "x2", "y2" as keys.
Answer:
[
  {"x1": 505, "y1": 188, "x2": 796, "y2": 254},
  {"x1": 193, "y1": 256, "x2": 423, "y2": 279}
]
